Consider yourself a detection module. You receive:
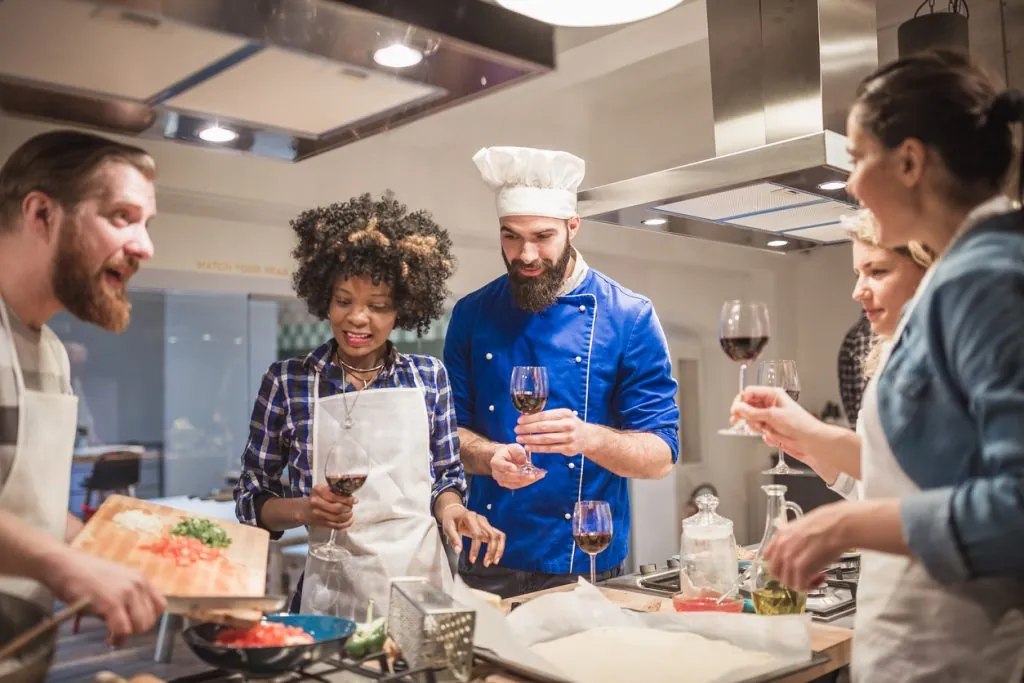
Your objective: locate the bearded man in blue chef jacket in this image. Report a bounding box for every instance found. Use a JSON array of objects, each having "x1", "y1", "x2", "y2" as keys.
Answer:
[{"x1": 443, "y1": 146, "x2": 681, "y2": 598}]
